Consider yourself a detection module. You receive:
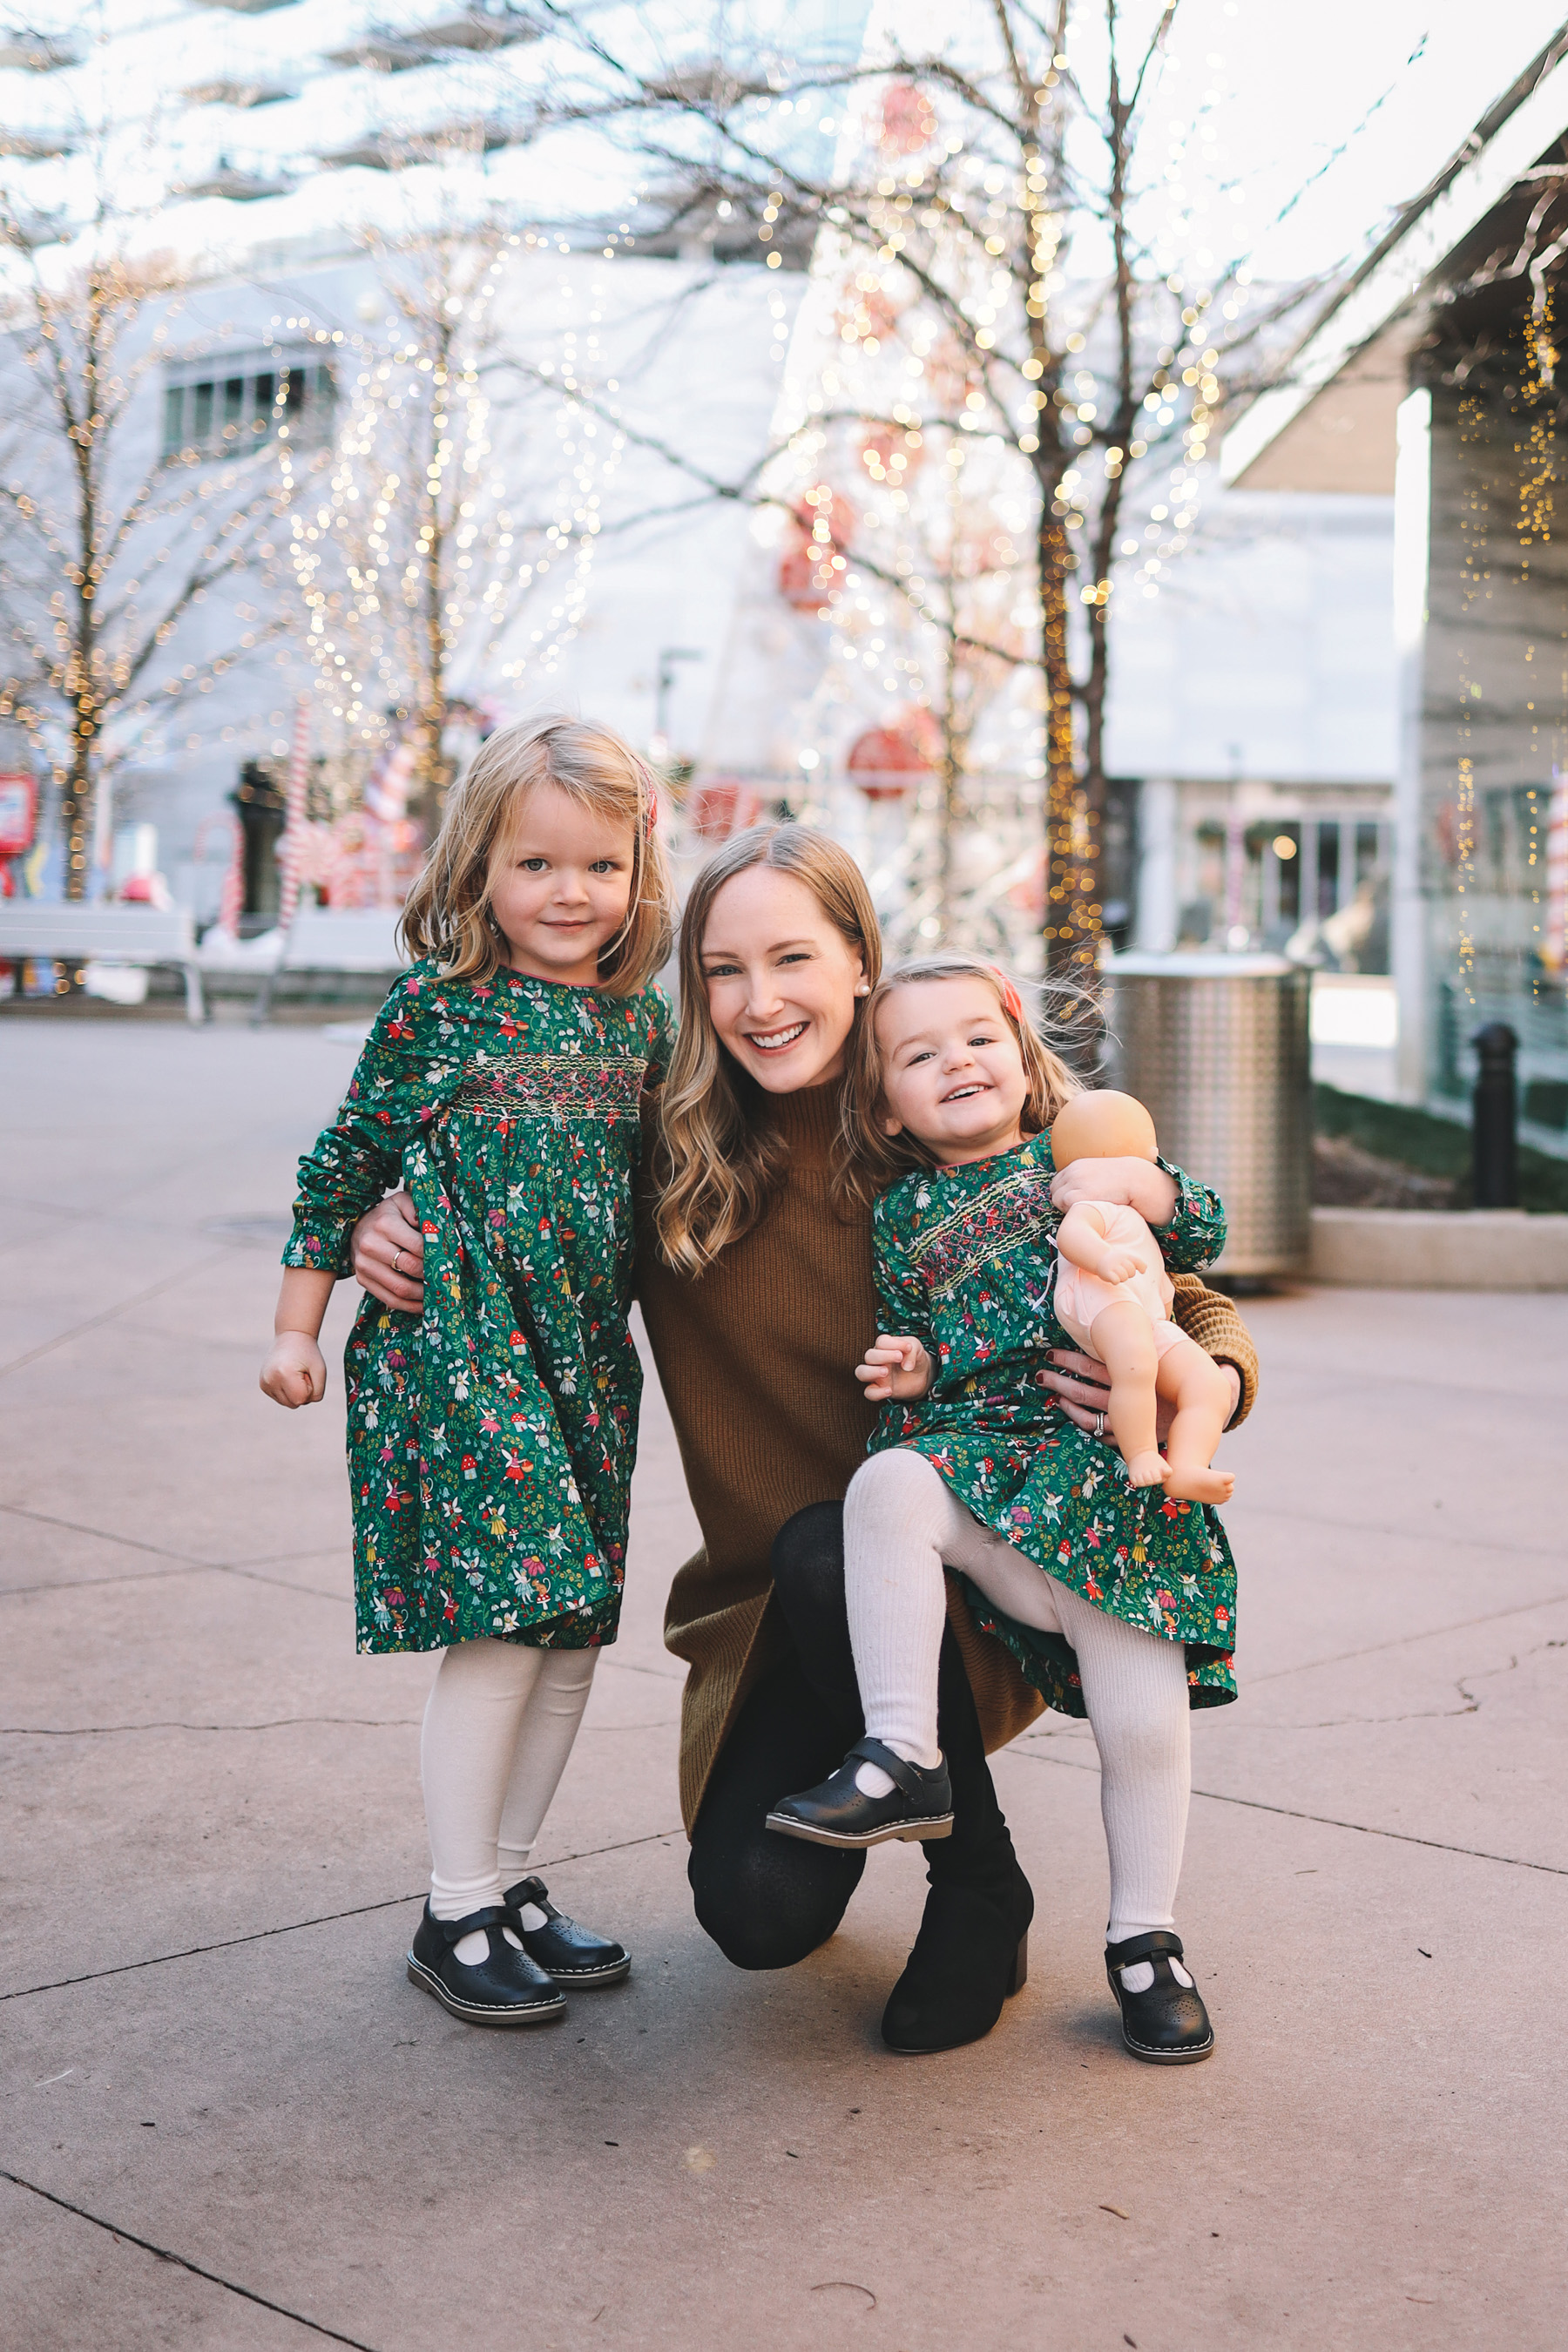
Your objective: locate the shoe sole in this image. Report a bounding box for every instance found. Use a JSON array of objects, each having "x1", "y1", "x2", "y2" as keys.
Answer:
[
  {"x1": 406, "y1": 1954, "x2": 567, "y2": 2026},
  {"x1": 1119, "y1": 2026, "x2": 1214, "y2": 2065},
  {"x1": 533, "y1": 1956, "x2": 632, "y2": 1987},
  {"x1": 764, "y1": 1810, "x2": 955, "y2": 1849}
]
